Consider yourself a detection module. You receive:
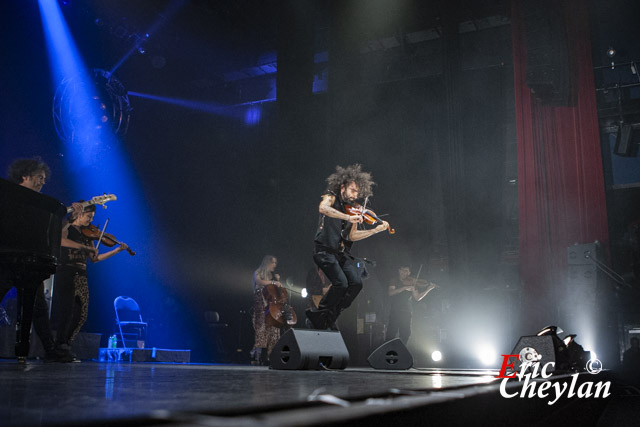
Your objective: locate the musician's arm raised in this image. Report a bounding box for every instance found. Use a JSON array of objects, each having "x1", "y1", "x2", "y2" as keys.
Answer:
[
  {"x1": 349, "y1": 220, "x2": 389, "y2": 242},
  {"x1": 412, "y1": 283, "x2": 436, "y2": 301},
  {"x1": 319, "y1": 194, "x2": 362, "y2": 224}
]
